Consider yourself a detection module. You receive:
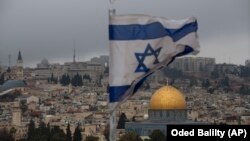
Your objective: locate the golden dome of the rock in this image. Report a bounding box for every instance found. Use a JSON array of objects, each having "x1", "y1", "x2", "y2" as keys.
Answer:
[{"x1": 149, "y1": 85, "x2": 186, "y2": 110}]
